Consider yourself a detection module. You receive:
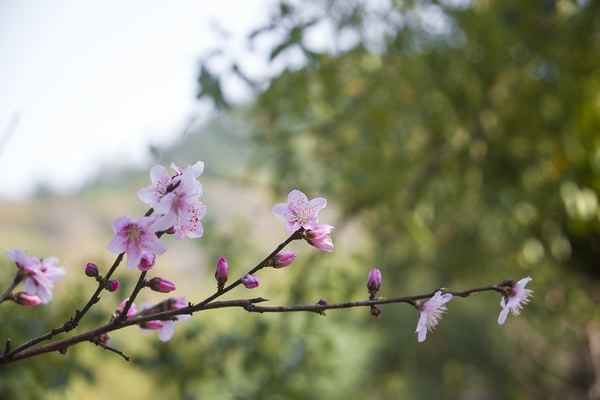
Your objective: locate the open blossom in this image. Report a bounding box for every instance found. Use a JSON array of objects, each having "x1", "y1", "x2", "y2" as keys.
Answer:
[
  {"x1": 273, "y1": 190, "x2": 327, "y2": 232},
  {"x1": 6, "y1": 247, "x2": 66, "y2": 304},
  {"x1": 139, "y1": 296, "x2": 191, "y2": 342},
  {"x1": 305, "y1": 224, "x2": 335, "y2": 252},
  {"x1": 137, "y1": 161, "x2": 204, "y2": 205},
  {"x1": 498, "y1": 277, "x2": 533, "y2": 325},
  {"x1": 152, "y1": 167, "x2": 206, "y2": 241},
  {"x1": 137, "y1": 162, "x2": 206, "y2": 241},
  {"x1": 107, "y1": 215, "x2": 168, "y2": 270},
  {"x1": 415, "y1": 291, "x2": 454, "y2": 342}
]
